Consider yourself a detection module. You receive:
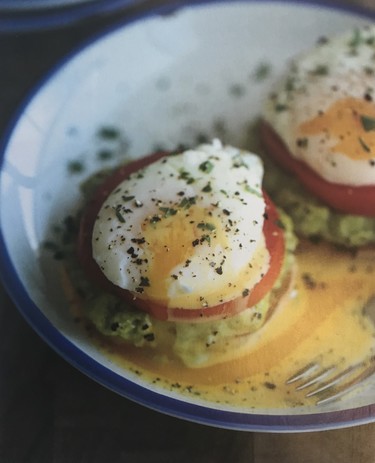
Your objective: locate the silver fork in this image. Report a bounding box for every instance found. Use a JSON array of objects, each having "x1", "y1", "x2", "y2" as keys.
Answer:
[{"x1": 286, "y1": 296, "x2": 375, "y2": 406}]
